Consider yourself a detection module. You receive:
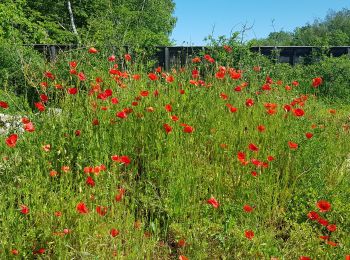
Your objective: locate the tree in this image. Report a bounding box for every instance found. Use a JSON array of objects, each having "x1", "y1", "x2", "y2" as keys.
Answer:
[
  {"x1": 0, "y1": 0, "x2": 177, "y2": 47},
  {"x1": 249, "y1": 8, "x2": 350, "y2": 46}
]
